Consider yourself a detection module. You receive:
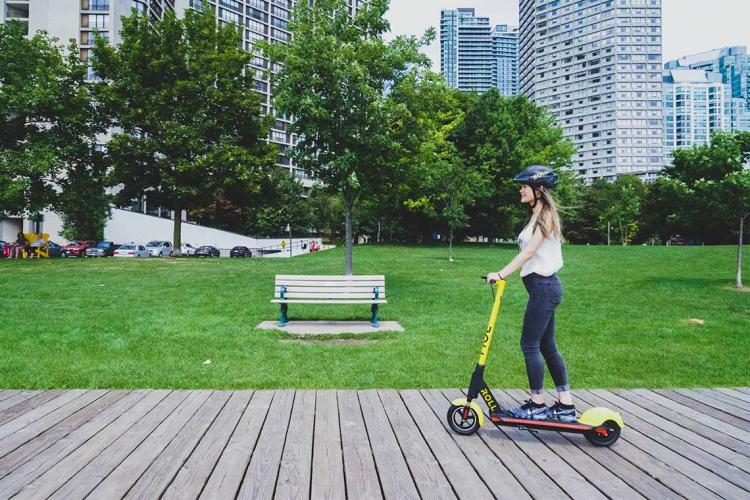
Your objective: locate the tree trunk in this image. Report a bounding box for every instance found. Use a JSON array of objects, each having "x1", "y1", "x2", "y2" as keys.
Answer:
[
  {"x1": 344, "y1": 189, "x2": 353, "y2": 275},
  {"x1": 173, "y1": 209, "x2": 182, "y2": 257},
  {"x1": 449, "y1": 227, "x2": 454, "y2": 262},
  {"x1": 619, "y1": 220, "x2": 625, "y2": 245},
  {"x1": 737, "y1": 214, "x2": 745, "y2": 289}
]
